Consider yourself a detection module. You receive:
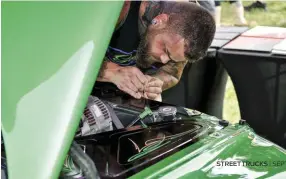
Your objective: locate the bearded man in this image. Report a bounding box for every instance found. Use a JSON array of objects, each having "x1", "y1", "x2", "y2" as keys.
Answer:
[{"x1": 97, "y1": 1, "x2": 215, "y2": 101}]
